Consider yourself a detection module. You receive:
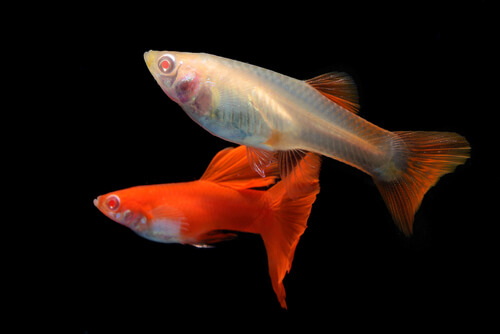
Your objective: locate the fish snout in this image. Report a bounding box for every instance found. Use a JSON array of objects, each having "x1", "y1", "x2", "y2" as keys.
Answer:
[
  {"x1": 144, "y1": 50, "x2": 155, "y2": 69},
  {"x1": 93, "y1": 196, "x2": 100, "y2": 207}
]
